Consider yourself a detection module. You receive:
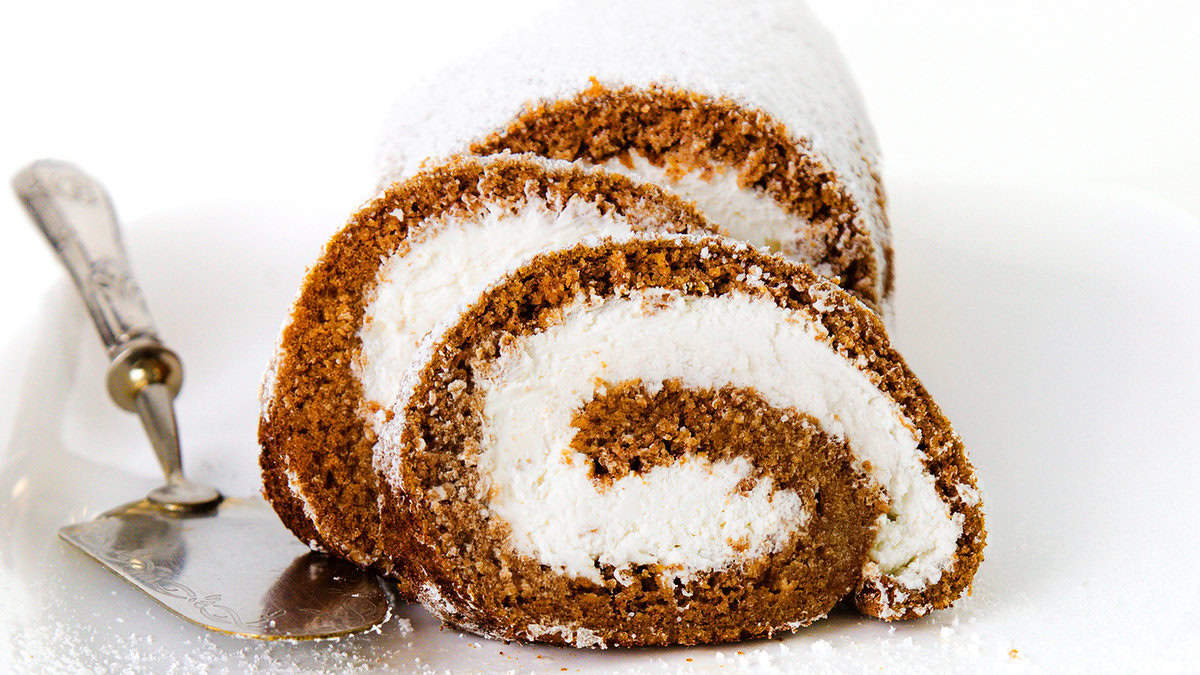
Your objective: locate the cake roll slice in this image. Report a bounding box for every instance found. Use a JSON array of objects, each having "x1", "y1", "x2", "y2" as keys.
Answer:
[
  {"x1": 258, "y1": 155, "x2": 718, "y2": 577},
  {"x1": 380, "y1": 0, "x2": 892, "y2": 312},
  {"x1": 375, "y1": 238, "x2": 985, "y2": 647}
]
